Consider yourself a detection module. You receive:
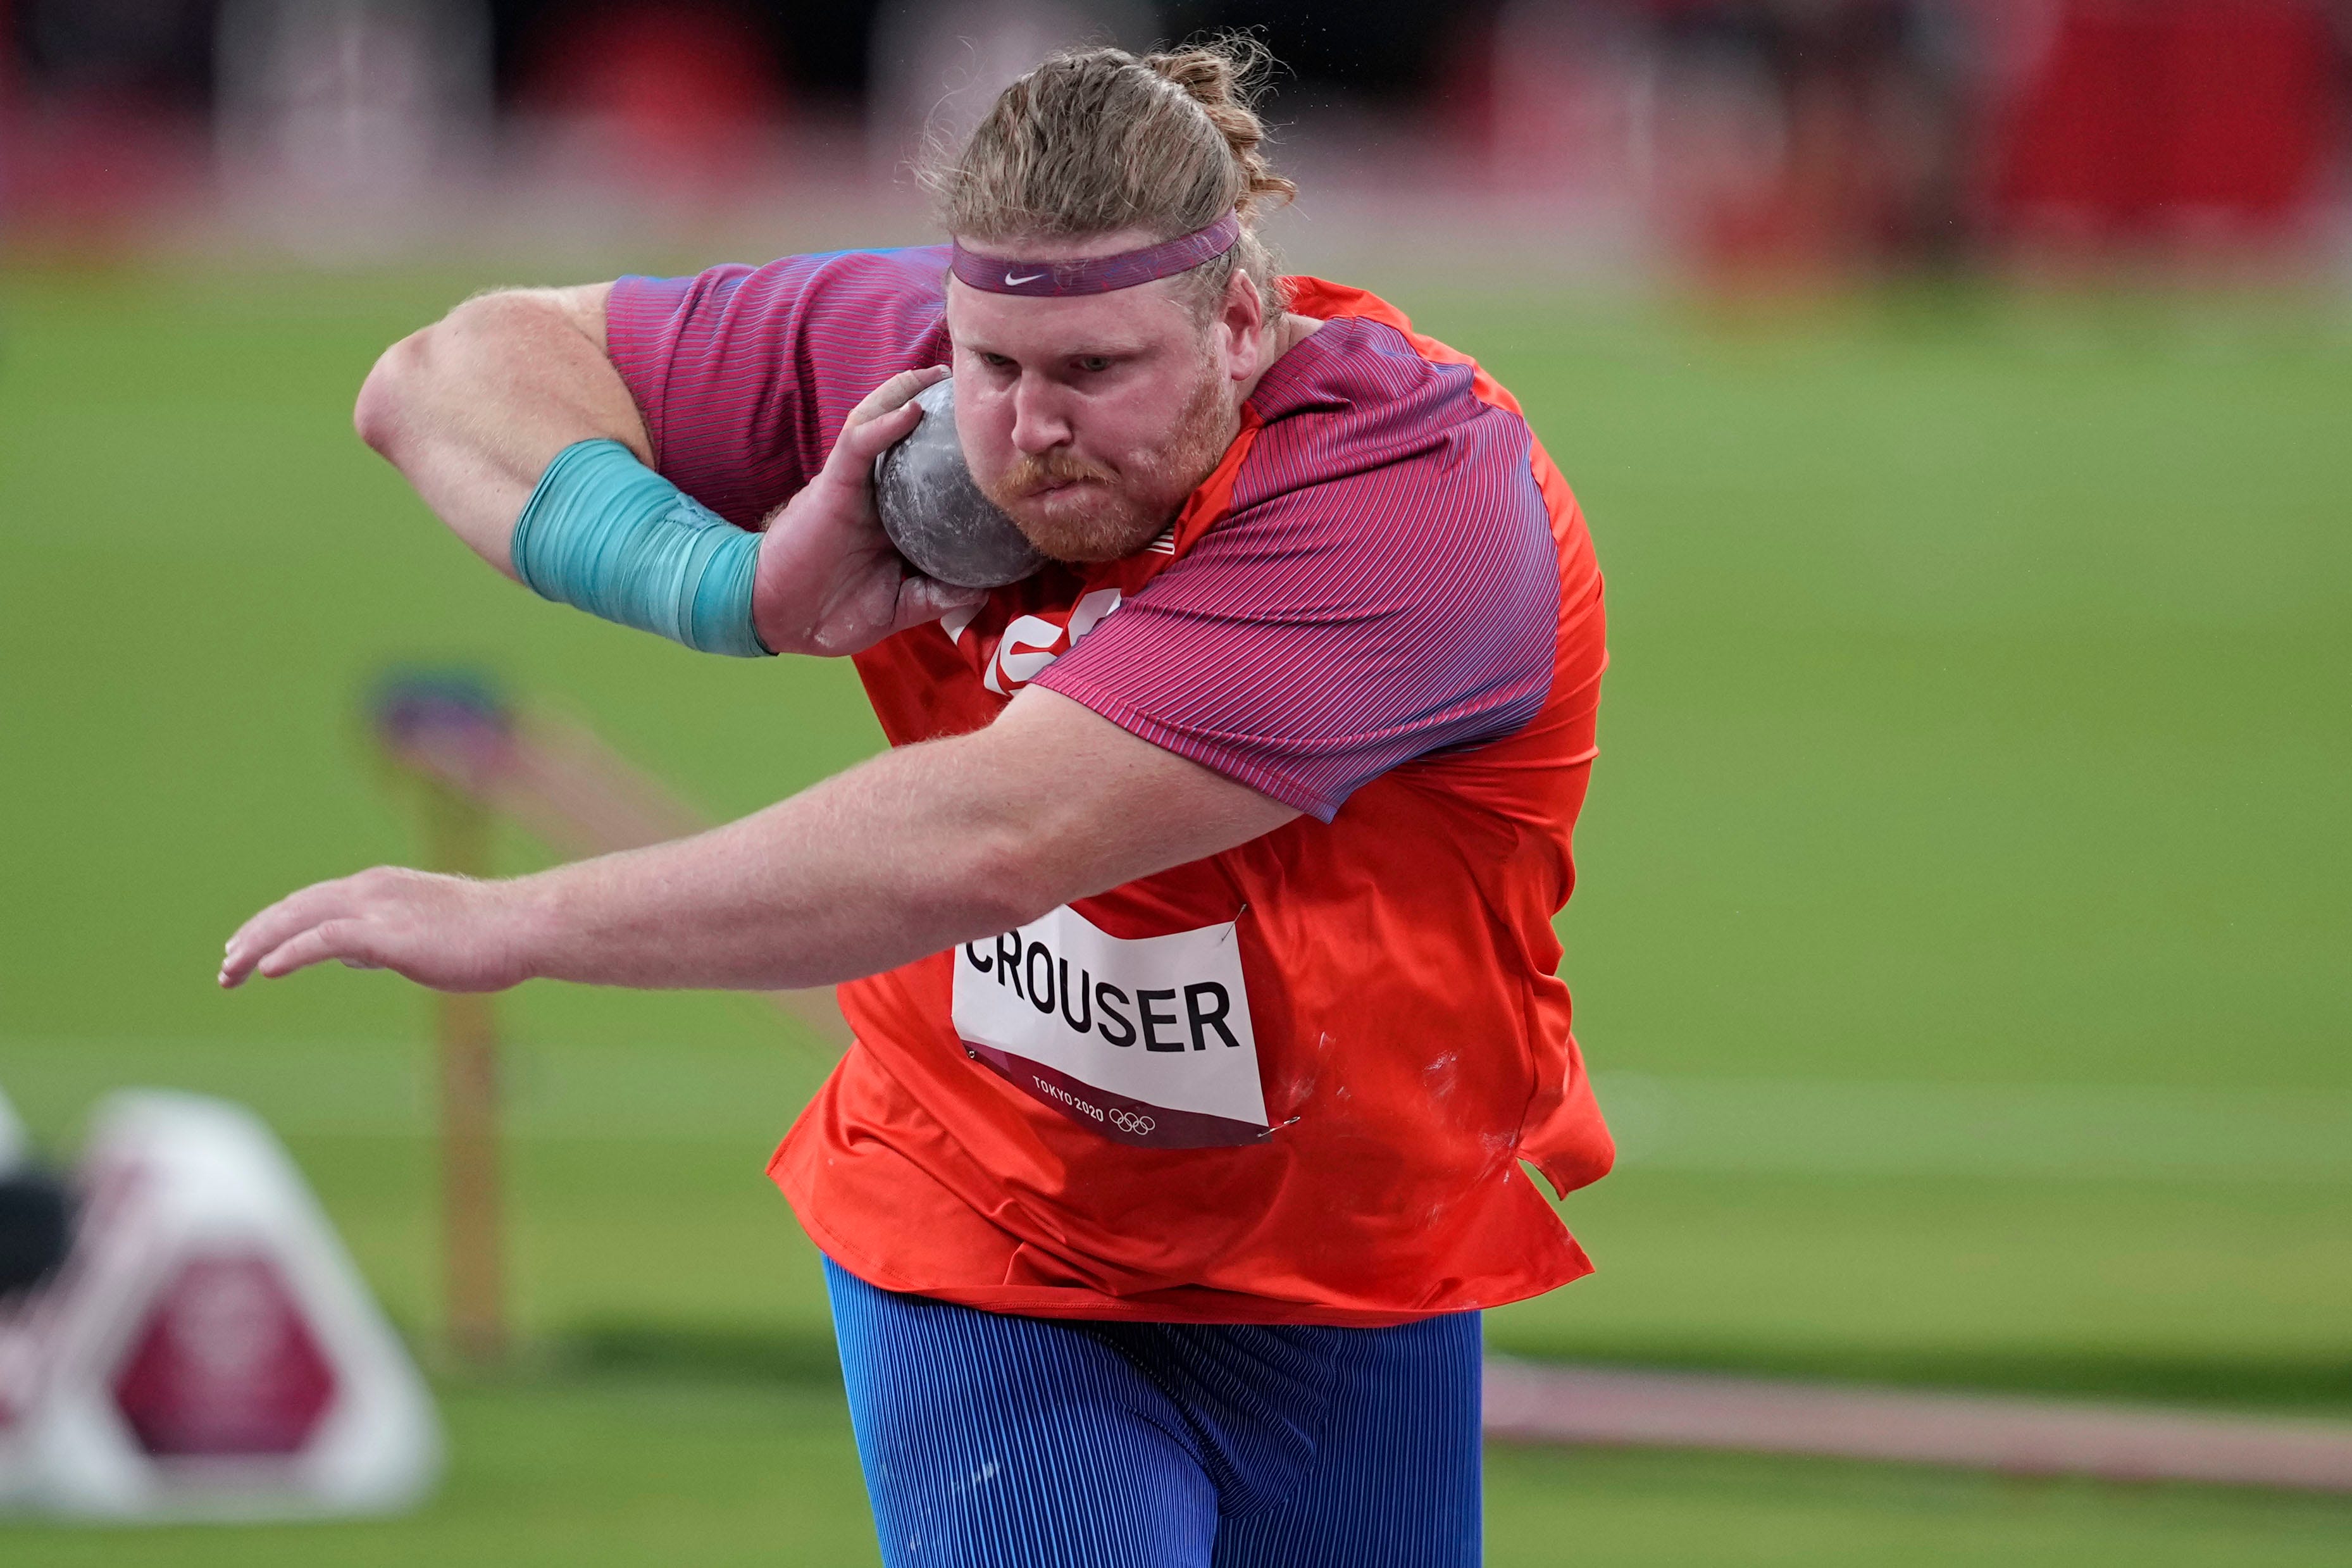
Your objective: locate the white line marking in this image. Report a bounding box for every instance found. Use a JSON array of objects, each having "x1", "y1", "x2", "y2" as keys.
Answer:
[
  {"x1": 8, "y1": 1040, "x2": 2349, "y2": 1176},
  {"x1": 1484, "y1": 1357, "x2": 2352, "y2": 1491},
  {"x1": 1596, "y1": 1072, "x2": 2352, "y2": 1180}
]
